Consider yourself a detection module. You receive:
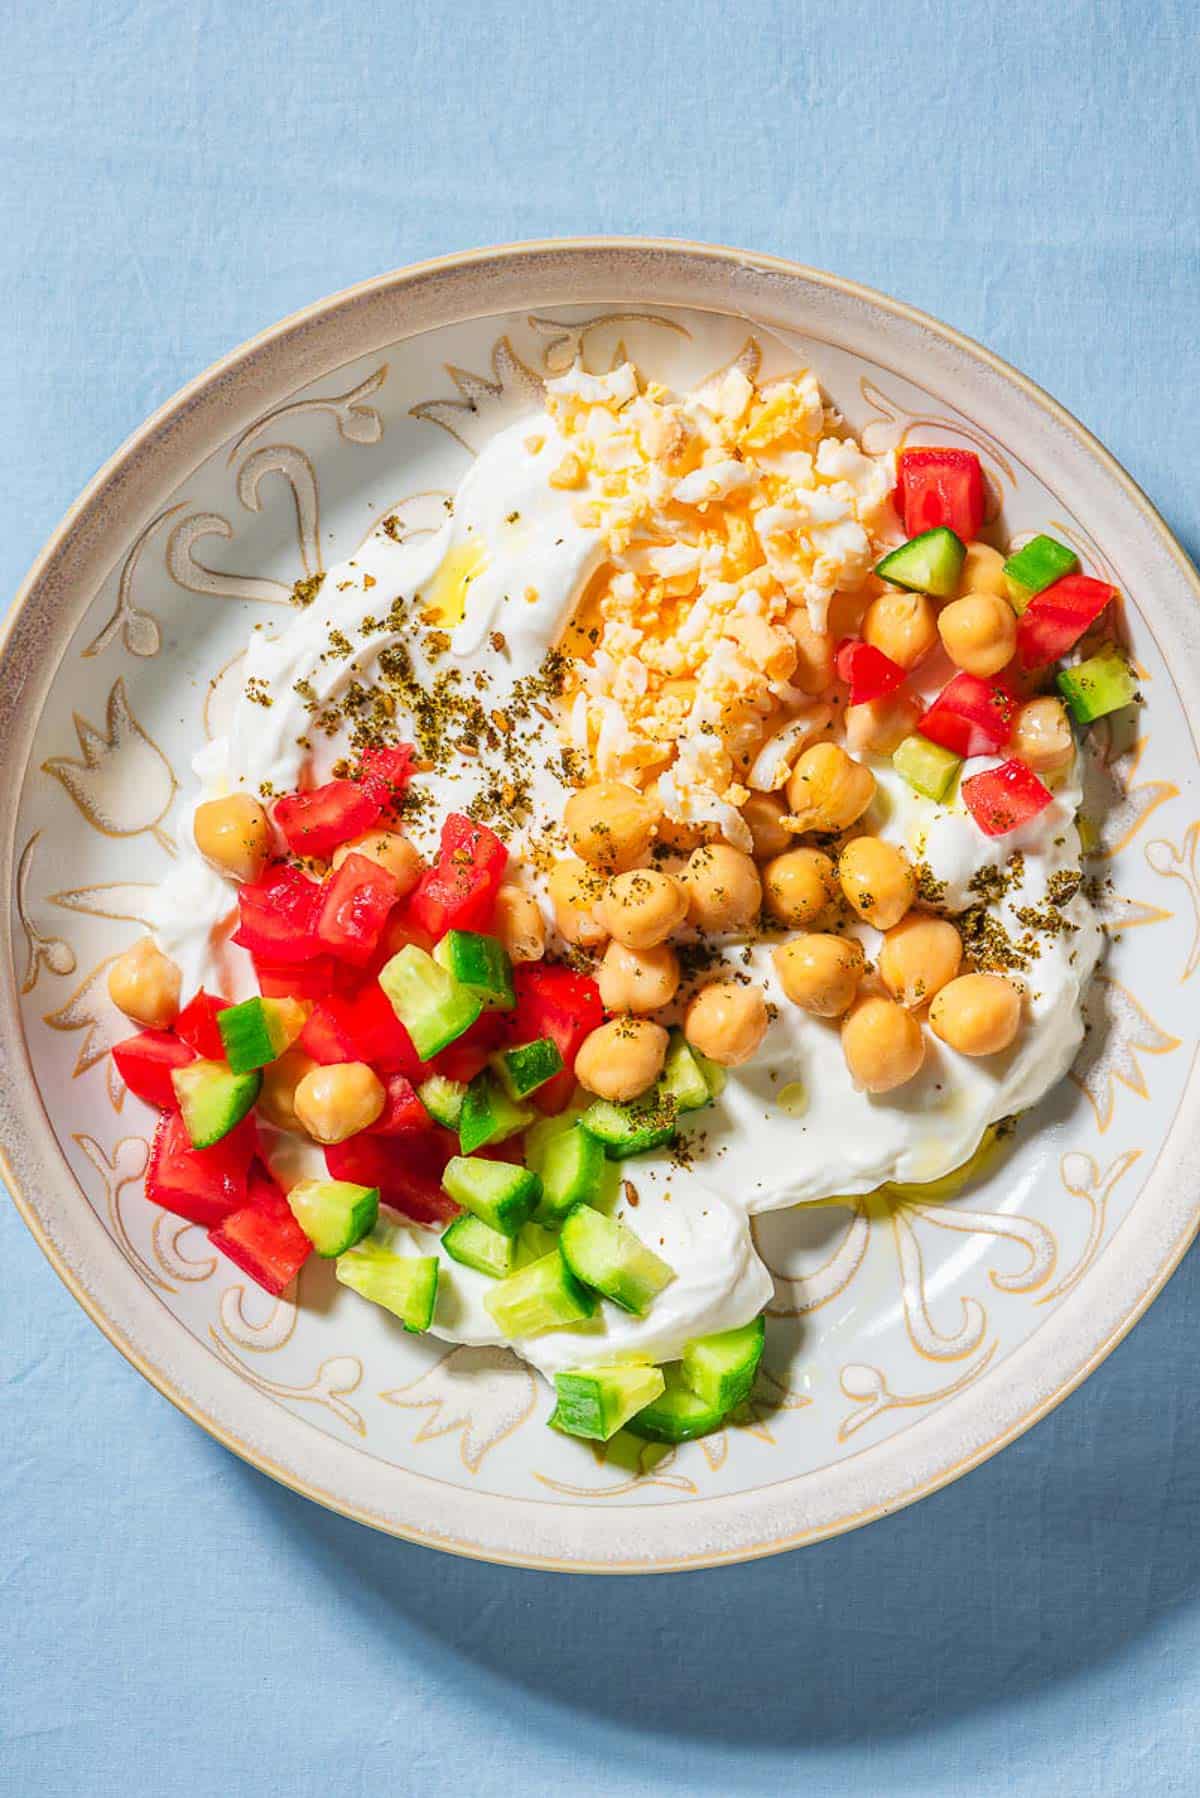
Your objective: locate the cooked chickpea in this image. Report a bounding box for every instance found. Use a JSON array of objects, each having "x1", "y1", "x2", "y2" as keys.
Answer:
[
  {"x1": 773, "y1": 933, "x2": 864, "y2": 1017},
  {"x1": 684, "y1": 980, "x2": 769, "y2": 1067},
  {"x1": 597, "y1": 868, "x2": 688, "y2": 950},
  {"x1": 762, "y1": 847, "x2": 838, "y2": 927},
  {"x1": 838, "y1": 836, "x2": 916, "y2": 930},
  {"x1": 683, "y1": 844, "x2": 762, "y2": 933},
  {"x1": 783, "y1": 607, "x2": 834, "y2": 695},
  {"x1": 930, "y1": 973, "x2": 1022, "y2": 1057},
  {"x1": 293, "y1": 1061, "x2": 385, "y2": 1144},
  {"x1": 938, "y1": 591, "x2": 1018, "y2": 678},
  {"x1": 258, "y1": 1048, "x2": 319, "y2": 1133},
  {"x1": 492, "y1": 883, "x2": 546, "y2": 962},
  {"x1": 841, "y1": 996, "x2": 926, "y2": 1093},
  {"x1": 741, "y1": 791, "x2": 792, "y2": 861},
  {"x1": 574, "y1": 1018, "x2": 669, "y2": 1102},
  {"x1": 564, "y1": 781, "x2": 658, "y2": 871},
  {"x1": 193, "y1": 794, "x2": 271, "y2": 882},
  {"x1": 862, "y1": 589, "x2": 939, "y2": 670},
  {"x1": 1010, "y1": 696, "x2": 1075, "y2": 777},
  {"x1": 107, "y1": 936, "x2": 181, "y2": 1028},
  {"x1": 960, "y1": 540, "x2": 1008, "y2": 599},
  {"x1": 331, "y1": 830, "x2": 423, "y2": 895},
  {"x1": 786, "y1": 743, "x2": 876, "y2": 834},
  {"x1": 878, "y1": 916, "x2": 963, "y2": 1009},
  {"x1": 597, "y1": 940, "x2": 681, "y2": 1015},
  {"x1": 547, "y1": 858, "x2": 608, "y2": 948},
  {"x1": 844, "y1": 691, "x2": 921, "y2": 757}
]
